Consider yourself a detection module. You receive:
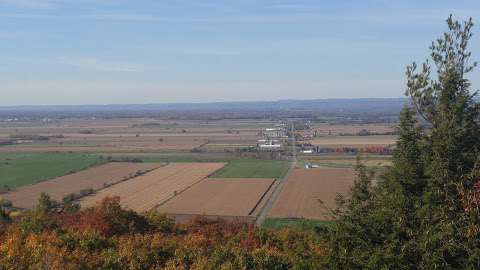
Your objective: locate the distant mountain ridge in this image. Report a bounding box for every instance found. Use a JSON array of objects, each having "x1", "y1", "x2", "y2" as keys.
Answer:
[{"x1": 0, "y1": 98, "x2": 409, "y2": 113}]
